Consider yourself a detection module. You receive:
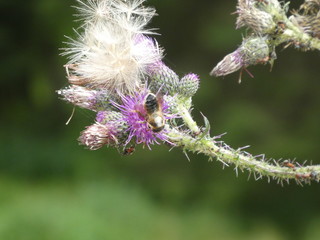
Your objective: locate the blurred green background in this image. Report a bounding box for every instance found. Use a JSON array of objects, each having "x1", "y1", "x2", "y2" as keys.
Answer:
[{"x1": 1, "y1": 0, "x2": 320, "y2": 239}]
